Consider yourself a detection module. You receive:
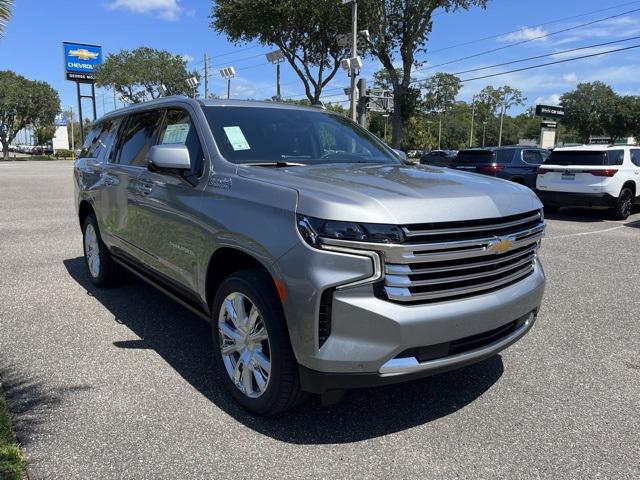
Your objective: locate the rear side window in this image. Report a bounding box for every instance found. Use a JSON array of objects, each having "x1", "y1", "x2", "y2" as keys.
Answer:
[
  {"x1": 606, "y1": 150, "x2": 624, "y2": 166},
  {"x1": 157, "y1": 109, "x2": 205, "y2": 177},
  {"x1": 495, "y1": 150, "x2": 515, "y2": 164},
  {"x1": 116, "y1": 110, "x2": 163, "y2": 167},
  {"x1": 545, "y1": 151, "x2": 606, "y2": 166},
  {"x1": 81, "y1": 119, "x2": 120, "y2": 161},
  {"x1": 631, "y1": 149, "x2": 640, "y2": 166},
  {"x1": 456, "y1": 150, "x2": 495, "y2": 164},
  {"x1": 523, "y1": 150, "x2": 543, "y2": 164}
]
